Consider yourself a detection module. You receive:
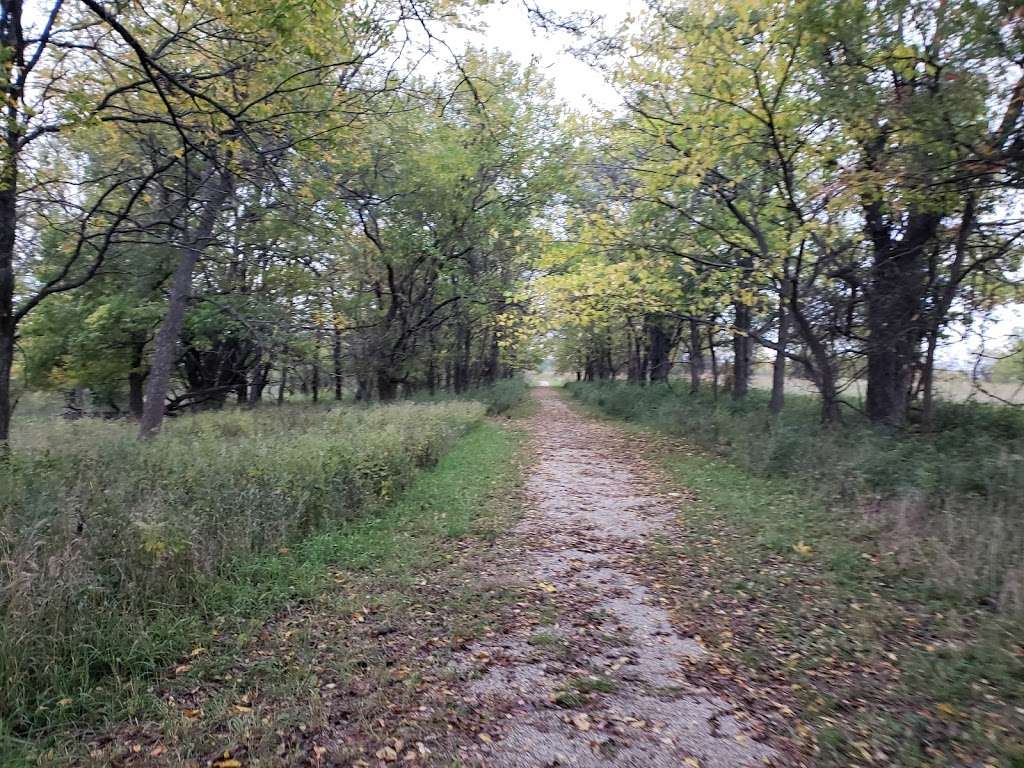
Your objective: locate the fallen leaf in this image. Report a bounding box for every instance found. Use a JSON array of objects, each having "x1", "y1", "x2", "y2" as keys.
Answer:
[
  {"x1": 537, "y1": 581, "x2": 557, "y2": 593},
  {"x1": 375, "y1": 746, "x2": 398, "y2": 762},
  {"x1": 571, "y1": 713, "x2": 591, "y2": 731}
]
